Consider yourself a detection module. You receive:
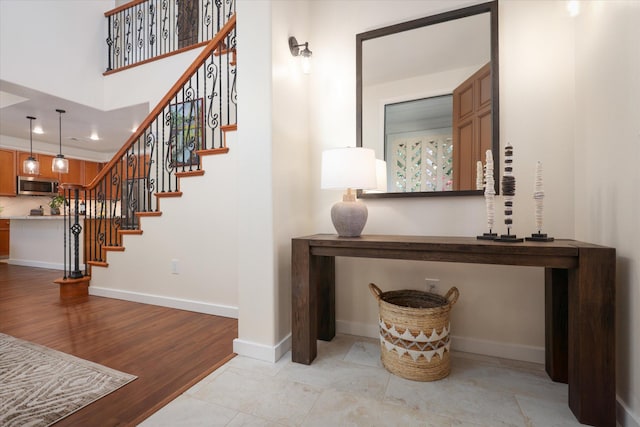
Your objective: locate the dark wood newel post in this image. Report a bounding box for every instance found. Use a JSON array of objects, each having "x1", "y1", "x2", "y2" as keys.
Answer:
[
  {"x1": 55, "y1": 185, "x2": 90, "y2": 299},
  {"x1": 70, "y1": 188, "x2": 83, "y2": 279}
]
